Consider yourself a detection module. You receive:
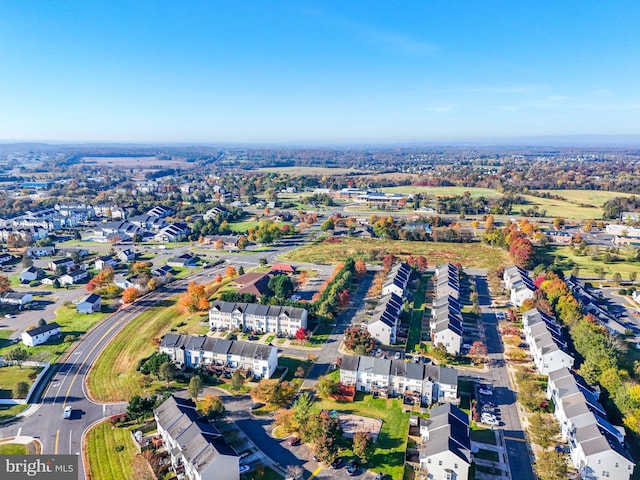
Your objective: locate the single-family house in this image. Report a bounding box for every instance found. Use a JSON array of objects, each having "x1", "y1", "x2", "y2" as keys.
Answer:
[
  {"x1": 19, "y1": 267, "x2": 43, "y2": 283},
  {"x1": 0, "y1": 292, "x2": 33, "y2": 308},
  {"x1": 94, "y1": 255, "x2": 118, "y2": 271},
  {"x1": 77, "y1": 294, "x2": 102, "y2": 314},
  {"x1": 59, "y1": 269, "x2": 88, "y2": 286},
  {"x1": 27, "y1": 246, "x2": 56, "y2": 258},
  {"x1": 152, "y1": 264, "x2": 174, "y2": 278},
  {"x1": 22, "y1": 322, "x2": 61, "y2": 347},
  {"x1": 117, "y1": 248, "x2": 136, "y2": 262},
  {"x1": 48, "y1": 258, "x2": 75, "y2": 271},
  {"x1": 167, "y1": 253, "x2": 197, "y2": 267}
]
